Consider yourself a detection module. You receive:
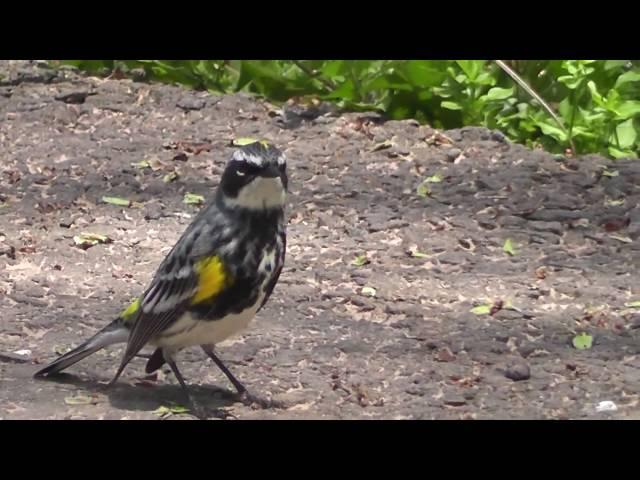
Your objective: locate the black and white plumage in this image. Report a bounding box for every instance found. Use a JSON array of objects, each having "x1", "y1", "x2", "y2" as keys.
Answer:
[{"x1": 34, "y1": 141, "x2": 288, "y2": 418}]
